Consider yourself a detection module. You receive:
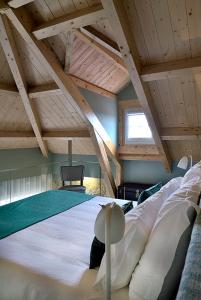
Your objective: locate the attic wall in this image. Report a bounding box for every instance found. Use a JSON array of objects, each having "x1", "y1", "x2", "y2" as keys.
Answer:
[
  {"x1": 123, "y1": 160, "x2": 186, "y2": 185},
  {"x1": 0, "y1": 148, "x2": 52, "y2": 172},
  {"x1": 80, "y1": 88, "x2": 118, "y2": 146}
]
